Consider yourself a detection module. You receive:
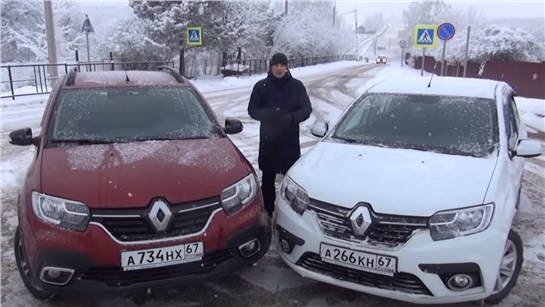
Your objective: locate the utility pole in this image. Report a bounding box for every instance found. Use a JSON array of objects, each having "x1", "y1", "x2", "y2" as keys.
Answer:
[
  {"x1": 285, "y1": 0, "x2": 288, "y2": 15},
  {"x1": 354, "y1": 9, "x2": 358, "y2": 61},
  {"x1": 336, "y1": 9, "x2": 358, "y2": 60},
  {"x1": 43, "y1": 0, "x2": 58, "y2": 84},
  {"x1": 332, "y1": 0, "x2": 336, "y2": 27}
]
